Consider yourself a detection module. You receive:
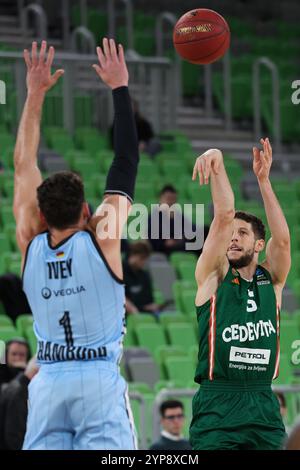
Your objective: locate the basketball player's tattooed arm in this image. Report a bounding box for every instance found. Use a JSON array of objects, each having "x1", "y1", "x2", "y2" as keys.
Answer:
[
  {"x1": 13, "y1": 41, "x2": 64, "y2": 257},
  {"x1": 192, "y1": 149, "x2": 235, "y2": 305},
  {"x1": 89, "y1": 38, "x2": 139, "y2": 280},
  {"x1": 253, "y1": 138, "x2": 291, "y2": 287}
]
